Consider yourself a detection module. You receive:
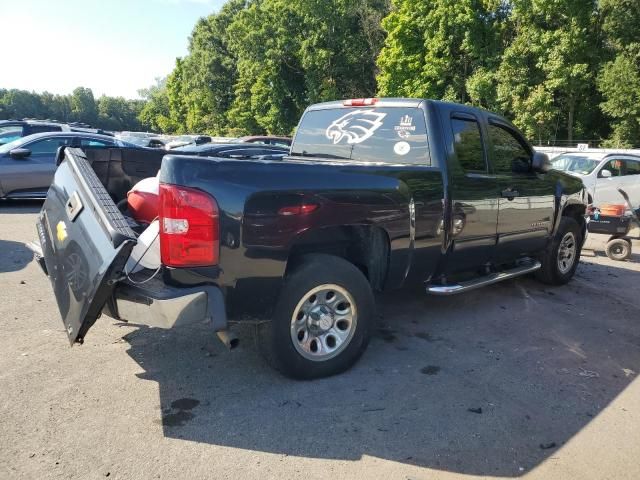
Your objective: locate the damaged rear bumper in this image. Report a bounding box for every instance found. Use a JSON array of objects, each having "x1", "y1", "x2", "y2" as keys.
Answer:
[{"x1": 103, "y1": 276, "x2": 228, "y2": 332}]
